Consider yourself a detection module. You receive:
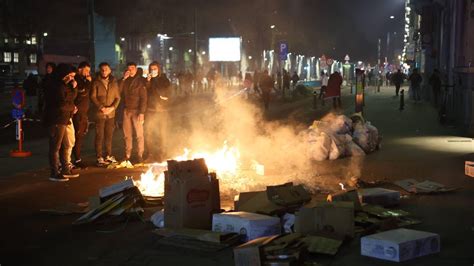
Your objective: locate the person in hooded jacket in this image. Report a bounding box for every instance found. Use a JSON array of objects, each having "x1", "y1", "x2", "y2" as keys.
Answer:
[{"x1": 44, "y1": 63, "x2": 79, "y2": 182}]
